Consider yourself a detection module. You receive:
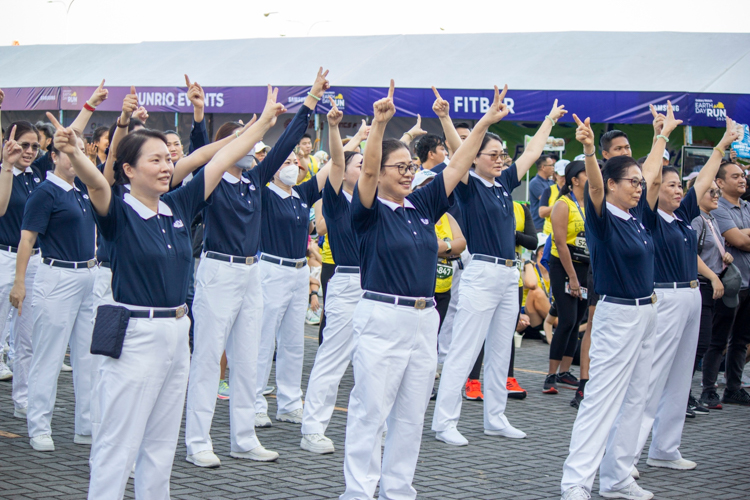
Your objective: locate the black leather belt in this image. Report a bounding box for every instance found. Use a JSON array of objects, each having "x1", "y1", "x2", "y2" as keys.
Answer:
[
  {"x1": 0, "y1": 245, "x2": 40, "y2": 255},
  {"x1": 206, "y1": 251, "x2": 257, "y2": 265},
  {"x1": 335, "y1": 266, "x2": 360, "y2": 274},
  {"x1": 129, "y1": 304, "x2": 188, "y2": 319},
  {"x1": 654, "y1": 281, "x2": 699, "y2": 289},
  {"x1": 43, "y1": 258, "x2": 97, "y2": 269},
  {"x1": 472, "y1": 254, "x2": 518, "y2": 267},
  {"x1": 99, "y1": 261, "x2": 111, "y2": 268},
  {"x1": 602, "y1": 293, "x2": 657, "y2": 306},
  {"x1": 260, "y1": 254, "x2": 306, "y2": 269},
  {"x1": 362, "y1": 291, "x2": 435, "y2": 309}
]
